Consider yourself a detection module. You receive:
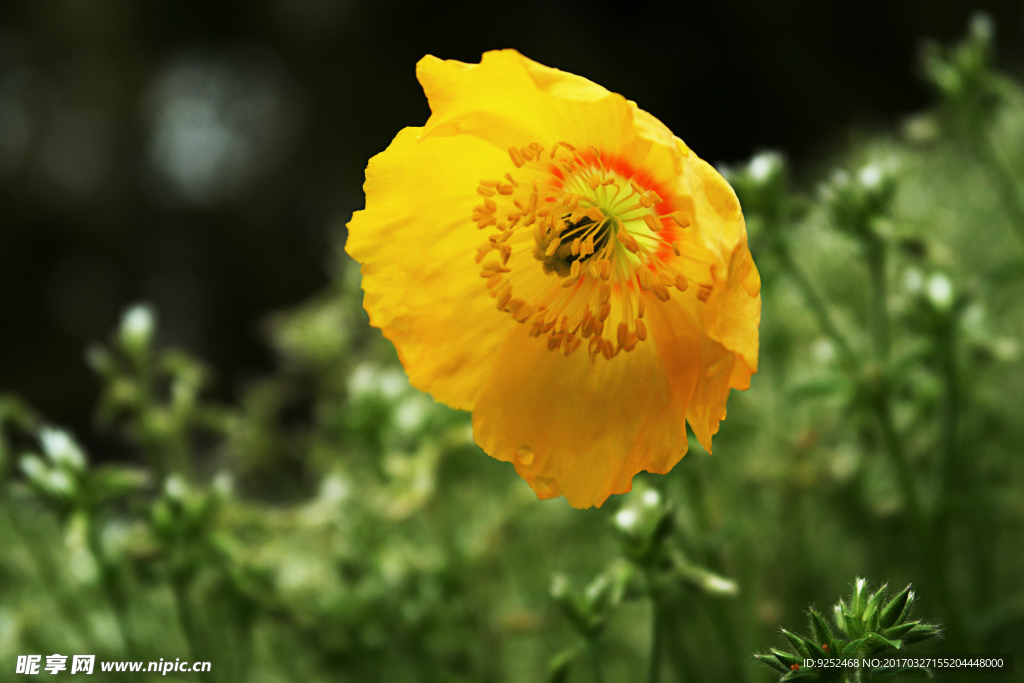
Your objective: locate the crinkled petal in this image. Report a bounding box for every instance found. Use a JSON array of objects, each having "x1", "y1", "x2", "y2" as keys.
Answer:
[
  {"x1": 472, "y1": 304, "x2": 701, "y2": 509},
  {"x1": 345, "y1": 127, "x2": 516, "y2": 409},
  {"x1": 417, "y1": 50, "x2": 683, "y2": 189},
  {"x1": 680, "y1": 154, "x2": 761, "y2": 441}
]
